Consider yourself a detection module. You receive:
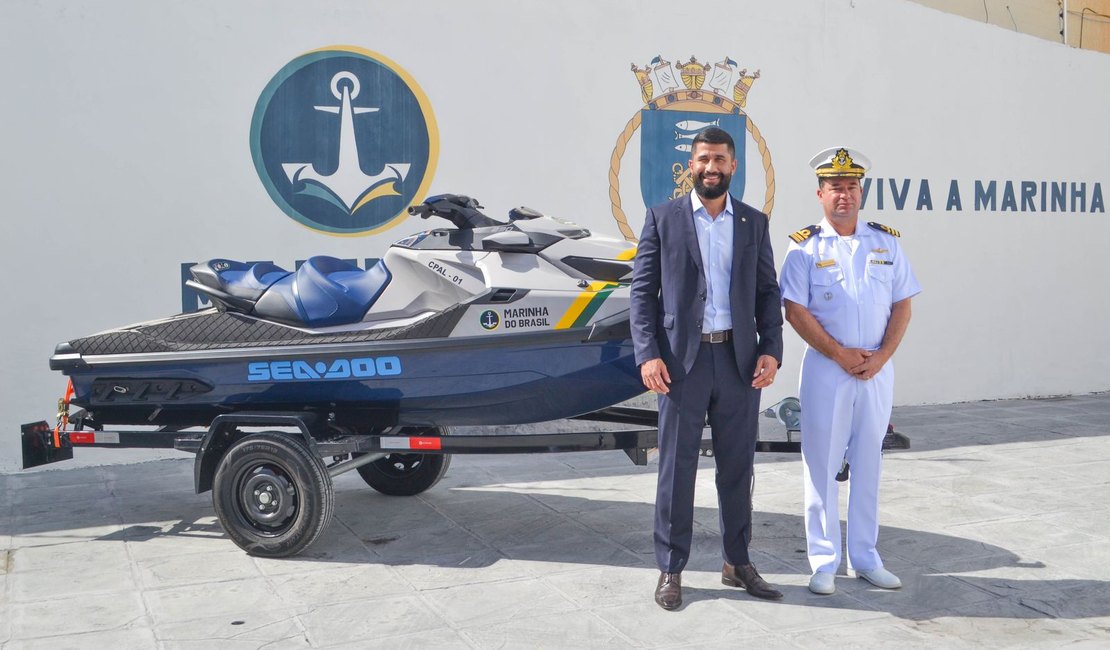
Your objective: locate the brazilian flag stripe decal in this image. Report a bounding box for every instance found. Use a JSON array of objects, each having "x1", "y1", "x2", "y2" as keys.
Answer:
[
  {"x1": 556, "y1": 282, "x2": 620, "y2": 329},
  {"x1": 571, "y1": 285, "x2": 617, "y2": 328}
]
